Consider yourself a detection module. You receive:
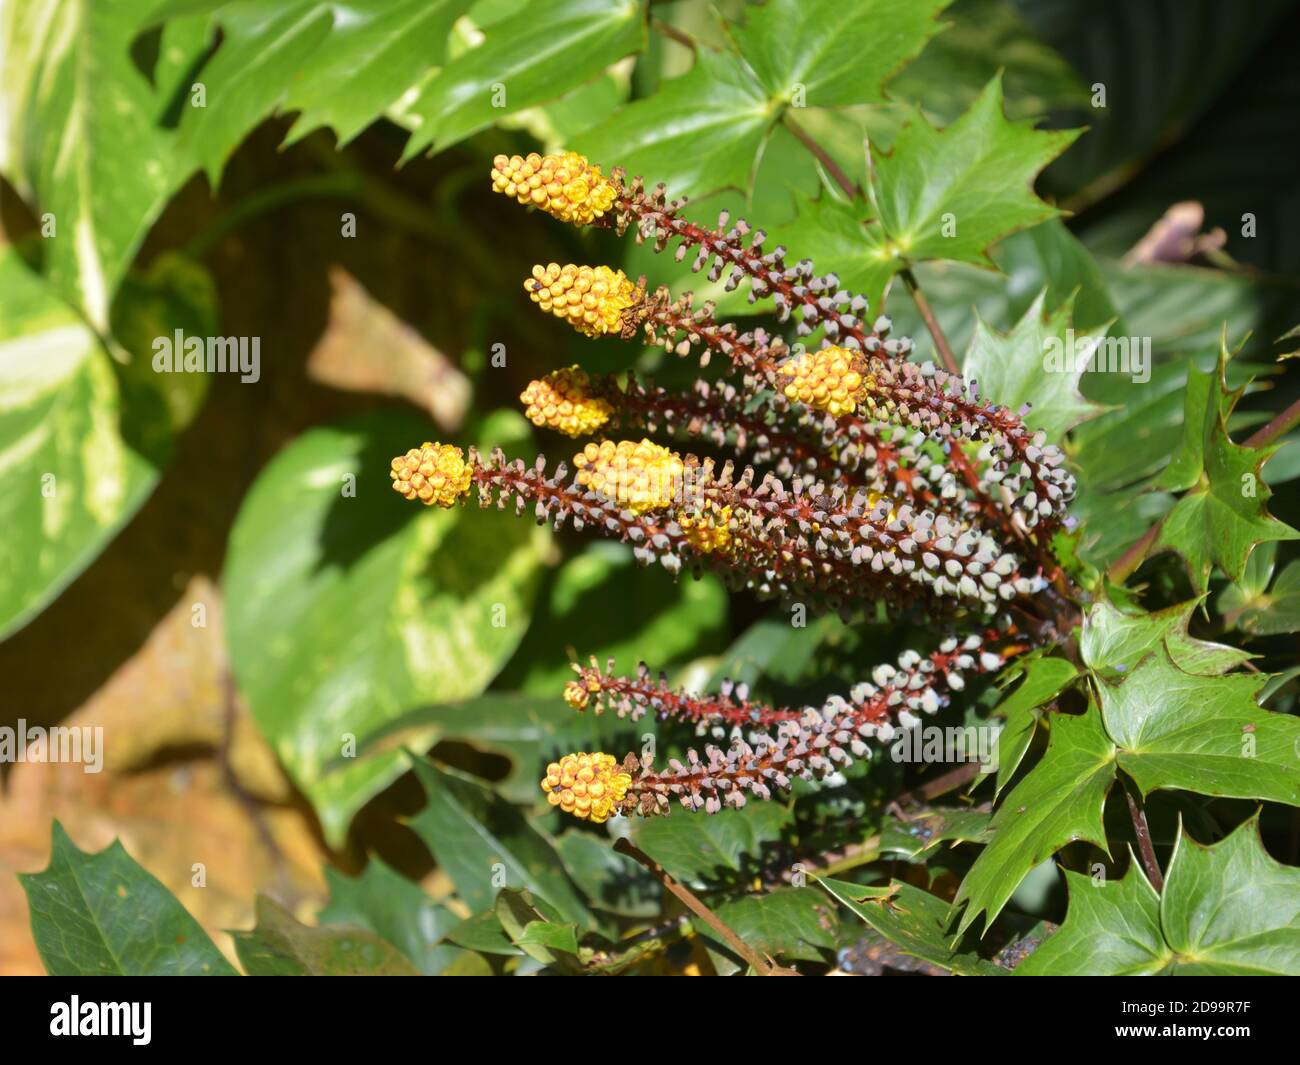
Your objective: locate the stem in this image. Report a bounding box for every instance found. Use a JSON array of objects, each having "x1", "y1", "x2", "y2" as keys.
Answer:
[
  {"x1": 613, "y1": 838, "x2": 800, "y2": 975},
  {"x1": 900, "y1": 268, "x2": 962, "y2": 377},
  {"x1": 650, "y1": 18, "x2": 697, "y2": 53},
  {"x1": 1124, "y1": 785, "x2": 1165, "y2": 892},
  {"x1": 782, "y1": 113, "x2": 859, "y2": 200},
  {"x1": 1245, "y1": 393, "x2": 1300, "y2": 449}
]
